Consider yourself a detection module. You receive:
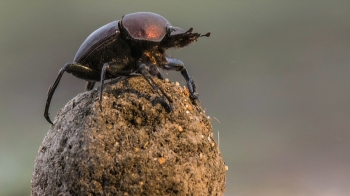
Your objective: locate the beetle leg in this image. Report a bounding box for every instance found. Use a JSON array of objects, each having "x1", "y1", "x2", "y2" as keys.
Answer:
[
  {"x1": 86, "y1": 81, "x2": 95, "y2": 91},
  {"x1": 139, "y1": 64, "x2": 173, "y2": 110},
  {"x1": 162, "y1": 57, "x2": 199, "y2": 100},
  {"x1": 156, "y1": 71, "x2": 165, "y2": 80},
  {"x1": 99, "y1": 63, "x2": 110, "y2": 111},
  {"x1": 45, "y1": 63, "x2": 72, "y2": 124},
  {"x1": 99, "y1": 63, "x2": 134, "y2": 110},
  {"x1": 149, "y1": 64, "x2": 165, "y2": 80},
  {"x1": 45, "y1": 63, "x2": 99, "y2": 125},
  {"x1": 139, "y1": 64, "x2": 158, "y2": 91}
]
